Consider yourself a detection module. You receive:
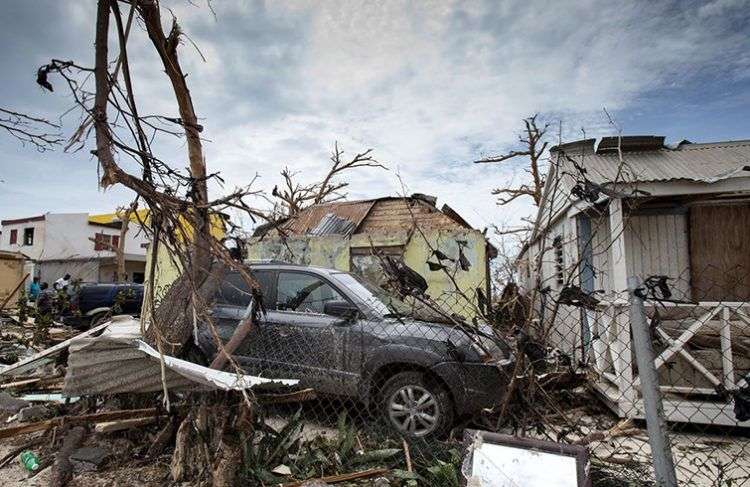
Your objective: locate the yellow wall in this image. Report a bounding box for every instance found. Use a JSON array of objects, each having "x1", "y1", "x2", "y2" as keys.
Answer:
[
  {"x1": 142, "y1": 214, "x2": 226, "y2": 316},
  {"x1": 247, "y1": 228, "x2": 489, "y2": 318}
]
